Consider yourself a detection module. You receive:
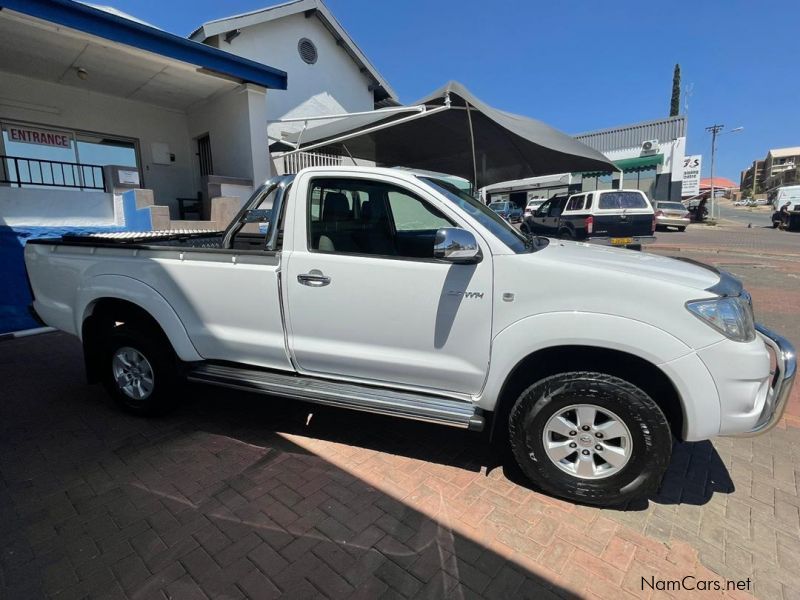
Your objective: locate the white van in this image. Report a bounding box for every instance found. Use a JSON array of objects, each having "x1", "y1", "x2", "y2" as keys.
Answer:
[{"x1": 771, "y1": 185, "x2": 800, "y2": 210}]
